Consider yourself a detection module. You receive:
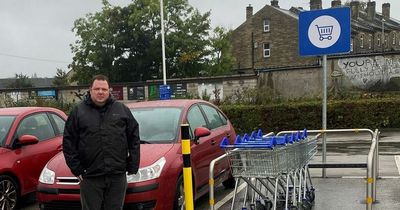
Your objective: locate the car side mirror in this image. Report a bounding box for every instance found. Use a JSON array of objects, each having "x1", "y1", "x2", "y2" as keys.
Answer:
[
  {"x1": 193, "y1": 127, "x2": 211, "y2": 143},
  {"x1": 19, "y1": 135, "x2": 39, "y2": 146}
]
